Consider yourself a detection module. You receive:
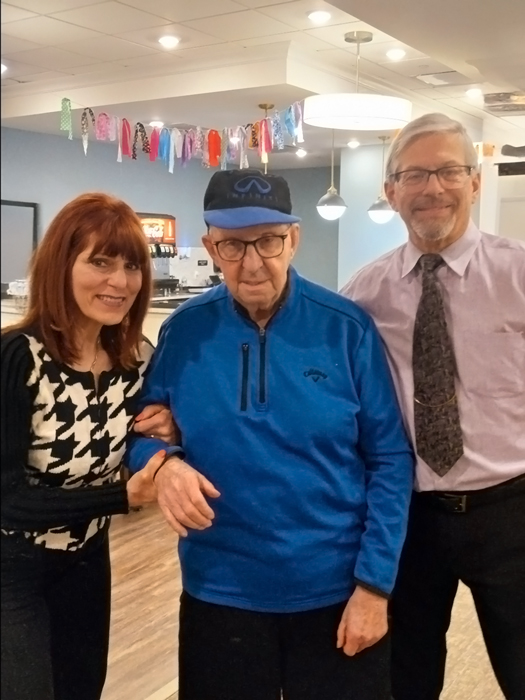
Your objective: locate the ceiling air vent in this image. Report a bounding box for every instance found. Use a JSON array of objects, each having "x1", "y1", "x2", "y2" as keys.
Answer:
[
  {"x1": 416, "y1": 71, "x2": 471, "y2": 86},
  {"x1": 484, "y1": 91, "x2": 525, "y2": 114}
]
